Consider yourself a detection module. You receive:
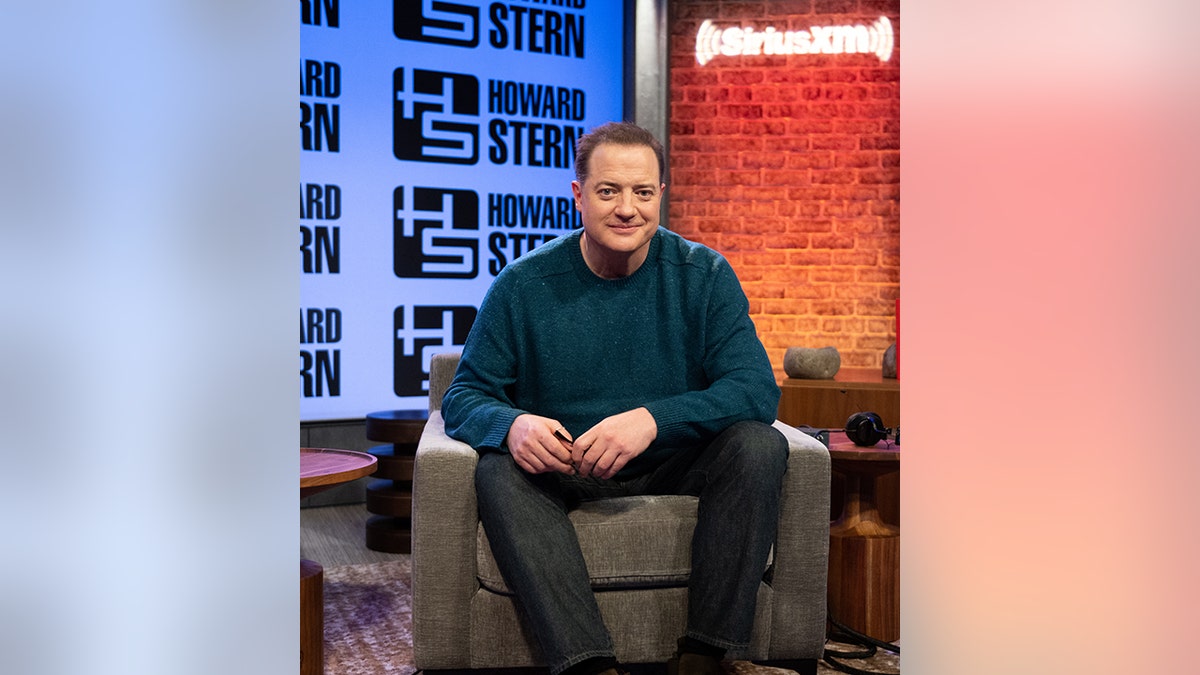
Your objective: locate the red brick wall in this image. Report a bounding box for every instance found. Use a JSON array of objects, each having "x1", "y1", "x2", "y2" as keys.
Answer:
[{"x1": 668, "y1": 0, "x2": 900, "y2": 379}]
